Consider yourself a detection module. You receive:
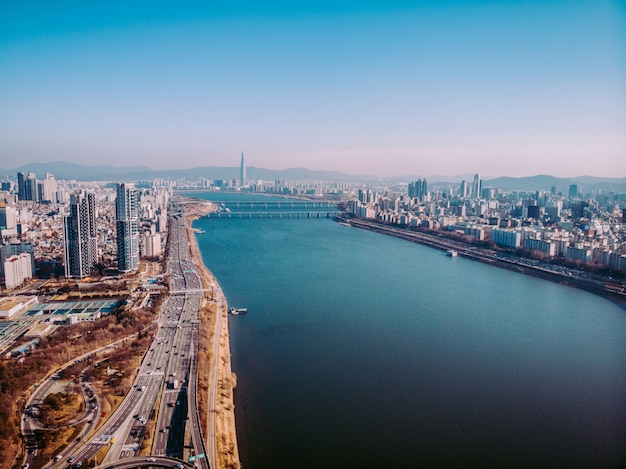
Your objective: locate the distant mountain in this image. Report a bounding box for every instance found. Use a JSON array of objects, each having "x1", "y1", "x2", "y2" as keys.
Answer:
[
  {"x1": 483, "y1": 175, "x2": 626, "y2": 193},
  {"x1": 7, "y1": 161, "x2": 154, "y2": 181},
  {"x1": 1, "y1": 162, "x2": 625, "y2": 193},
  {"x1": 0, "y1": 161, "x2": 358, "y2": 182}
]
